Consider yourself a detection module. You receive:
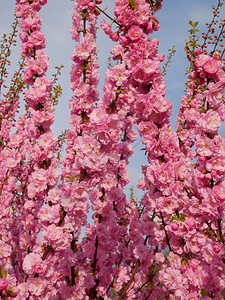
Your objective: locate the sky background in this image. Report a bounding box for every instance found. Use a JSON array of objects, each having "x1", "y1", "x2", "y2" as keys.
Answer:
[{"x1": 0, "y1": 0, "x2": 224, "y2": 199}]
